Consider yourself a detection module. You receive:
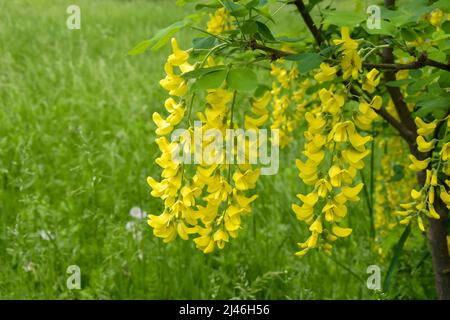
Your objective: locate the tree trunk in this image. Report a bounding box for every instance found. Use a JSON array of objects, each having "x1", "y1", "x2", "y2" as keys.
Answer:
[{"x1": 427, "y1": 197, "x2": 450, "y2": 299}]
